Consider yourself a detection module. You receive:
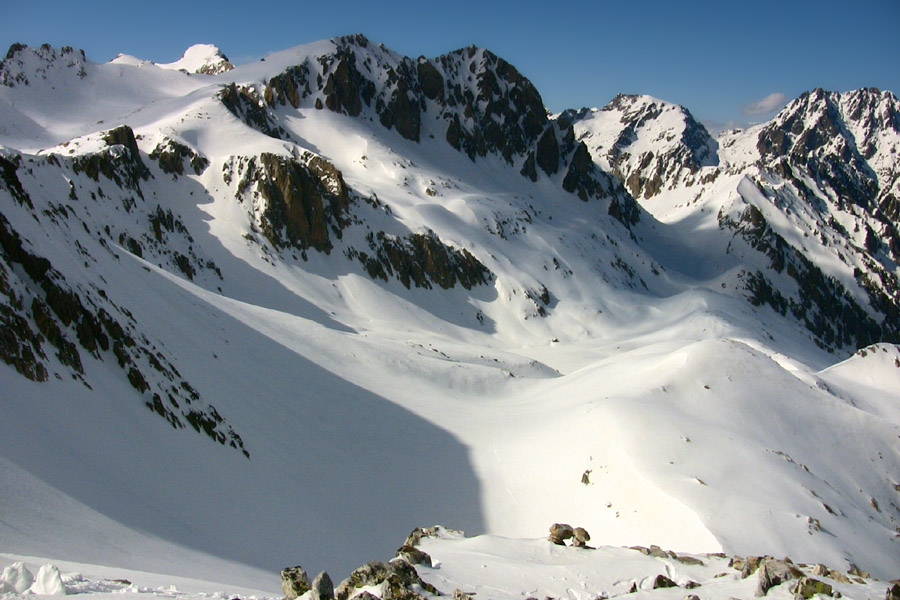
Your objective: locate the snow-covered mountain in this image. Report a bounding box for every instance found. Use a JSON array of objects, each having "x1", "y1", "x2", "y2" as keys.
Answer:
[{"x1": 1, "y1": 34, "x2": 899, "y2": 591}]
